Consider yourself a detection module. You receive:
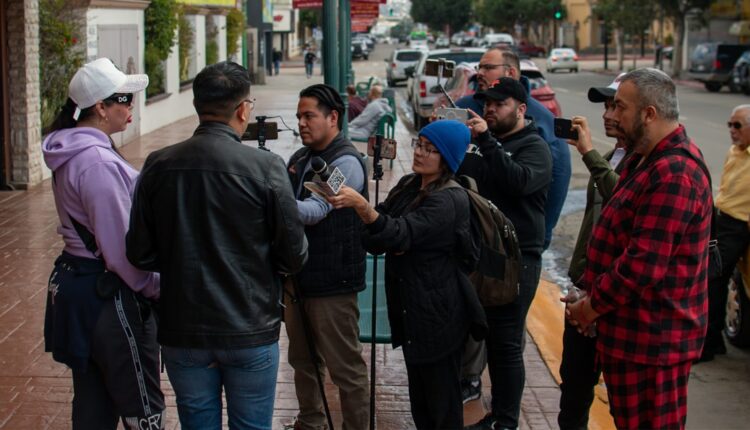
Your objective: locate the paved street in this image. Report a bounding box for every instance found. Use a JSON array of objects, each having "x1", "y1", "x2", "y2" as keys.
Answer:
[{"x1": 0, "y1": 42, "x2": 749, "y2": 429}]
